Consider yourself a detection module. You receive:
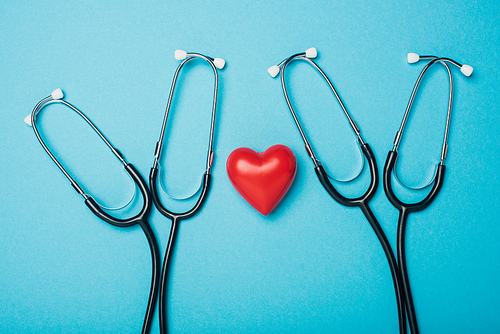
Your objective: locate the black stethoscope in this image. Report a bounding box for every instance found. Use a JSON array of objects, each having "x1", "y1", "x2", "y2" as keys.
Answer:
[
  {"x1": 149, "y1": 50, "x2": 225, "y2": 334},
  {"x1": 25, "y1": 89, "x2": 160, "y2": 334},
  {"x1": 383, "y1": 53, "x2": 473, "y2": 334},
  {"x1": 268, "y1": 48, "x2": 407, "y2": 334}
]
